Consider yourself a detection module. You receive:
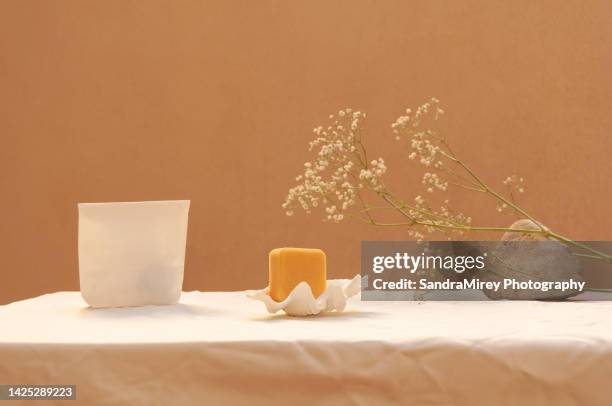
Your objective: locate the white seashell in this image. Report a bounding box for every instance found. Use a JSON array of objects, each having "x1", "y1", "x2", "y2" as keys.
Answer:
[{"x1": 247, "y1": 275, "x2": 361, "y2": 316}]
